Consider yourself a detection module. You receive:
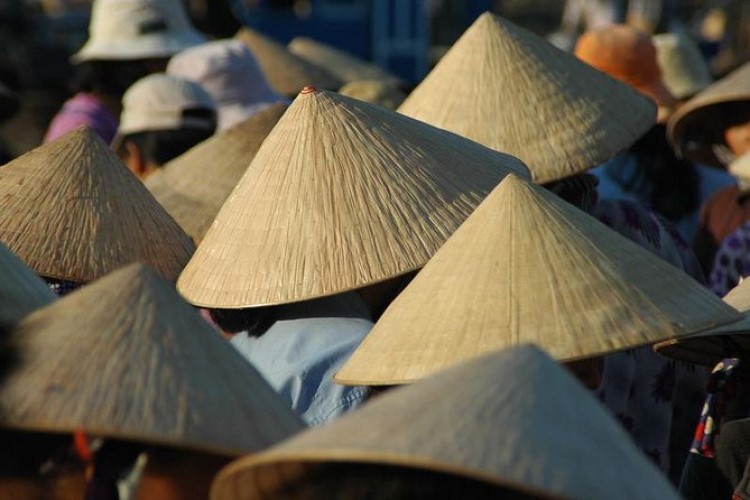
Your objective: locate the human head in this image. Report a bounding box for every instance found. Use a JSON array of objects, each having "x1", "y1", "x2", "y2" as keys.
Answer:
[{"x1": 115, "y1": 73, "x2": 217, "y2": 179}]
